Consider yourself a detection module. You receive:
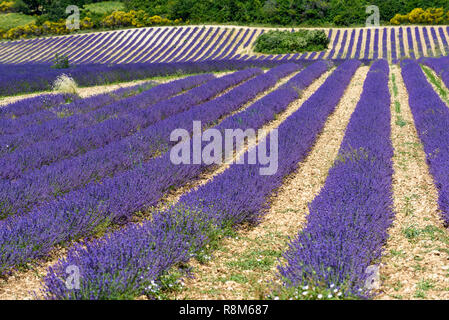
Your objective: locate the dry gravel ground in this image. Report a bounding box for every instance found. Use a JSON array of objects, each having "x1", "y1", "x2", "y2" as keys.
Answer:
[
  {"x1": 169, "y1": 66, "x2": 369, "y2": 300},
  {"x1": 375, "y1": 65, "x2": 449, "y2": 300},
  {"x1": 0, "y1": 249, "x2": 67, "y2": 300},
  {"x1": 0, "y1": 68, "x2": 296, "y2": 300}
]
